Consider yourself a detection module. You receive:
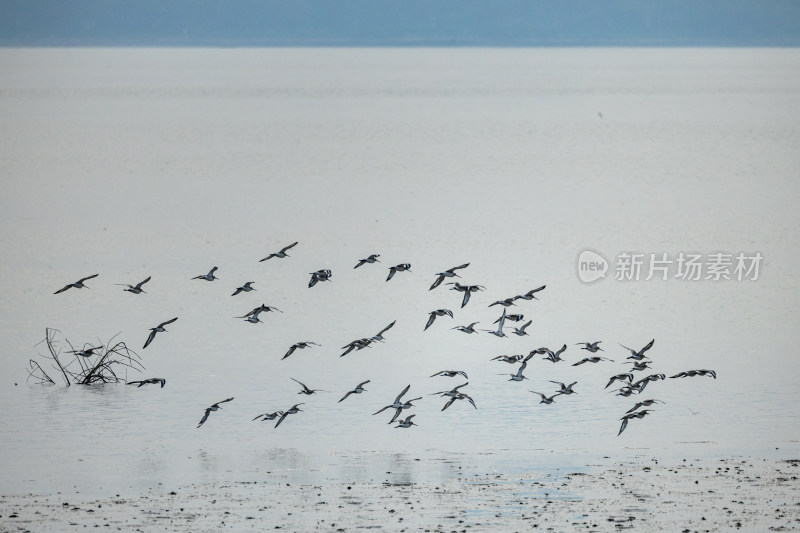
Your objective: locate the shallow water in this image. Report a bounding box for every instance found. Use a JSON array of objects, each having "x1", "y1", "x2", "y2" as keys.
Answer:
[{"x1": 0, "y1": 47, "x2": 798, "y2": 498}]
